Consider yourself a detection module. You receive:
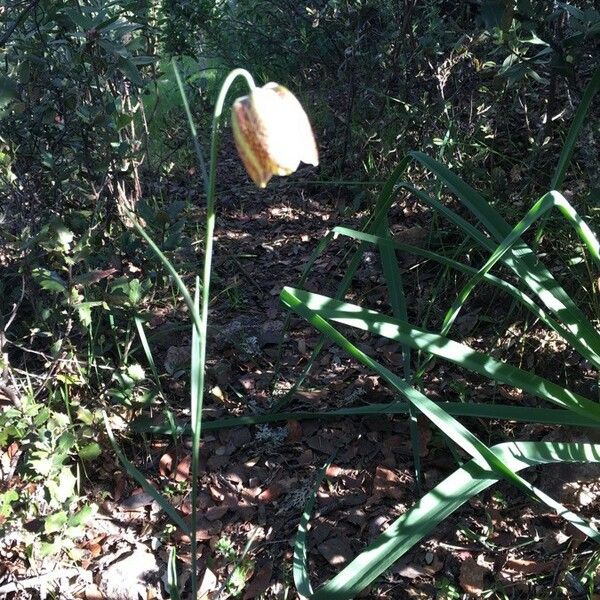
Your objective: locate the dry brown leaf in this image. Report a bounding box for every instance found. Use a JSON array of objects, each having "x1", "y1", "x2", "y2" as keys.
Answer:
[
  {"x1": 326, "y1": 464, "x2": 343, "y2": 479},
  {"x1": 7, "y1": 441, "x2": 19, "y2": 459},
  {"x1": 317, "y1": 535, "x2": 353, "y2": 567},
  {"x1": 159, "y1": 452, "x2": 173, "y2": 478},
  {"x1": 209, "y1": 484, "x2": 224, "y2": 502},
  {"x1": 174, "y1": 454, "x2": 191, "y2": 482},
  {"x1": 174, "y1": 519, "x2": 222, "y2": 544},
  {"x1": 372, "y1": 465, "x2": 404, "y2": 500},
  {"x1": 198, "y1": 567, "x2": 217, "y2": 600},
  {"x1": 243, "y1": 561, "x2": 273, "y2": 599},
  {"x1": 286, "y1": 420, "x2": 303, "y2": 443},
  {"x1": 258, "y1": 484, "x2": 283, "y2": 503},
  {"x1": 205, "y1": 506, "x2": 228, "y2": 521},
  {"x1": 503, "y1": 557, "x2": 558, "y2": 576},
  {"x1": 459, "y1": 556, "x2": 488, "y2": 595}
]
